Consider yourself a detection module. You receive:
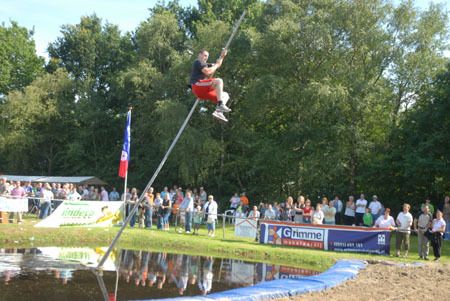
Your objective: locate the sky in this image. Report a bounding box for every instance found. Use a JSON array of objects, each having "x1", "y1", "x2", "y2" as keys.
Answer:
[
  {"x1": 0, "y1": 0, "x2": 447, "y2": 59},
  {"x1": 0, "y1": 0, "x2": 198, "y2": 58}
]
